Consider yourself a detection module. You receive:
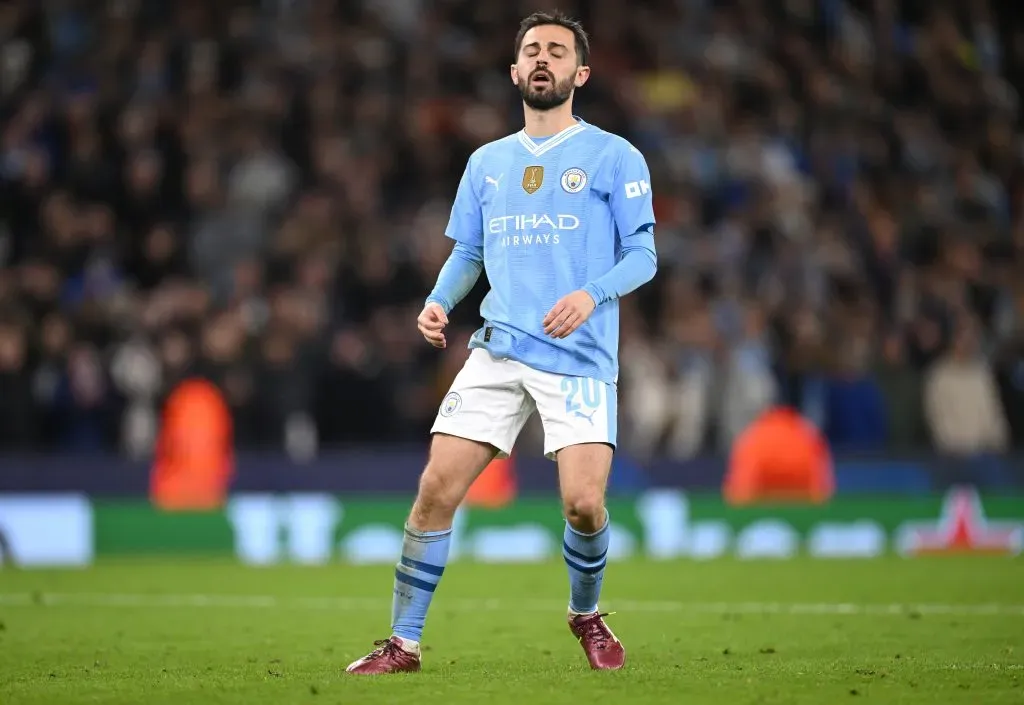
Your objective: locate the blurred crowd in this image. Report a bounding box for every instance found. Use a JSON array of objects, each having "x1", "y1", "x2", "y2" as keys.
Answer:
[{"x1": 1, "y1": 0, "x2": 1024, "y2": 460}]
